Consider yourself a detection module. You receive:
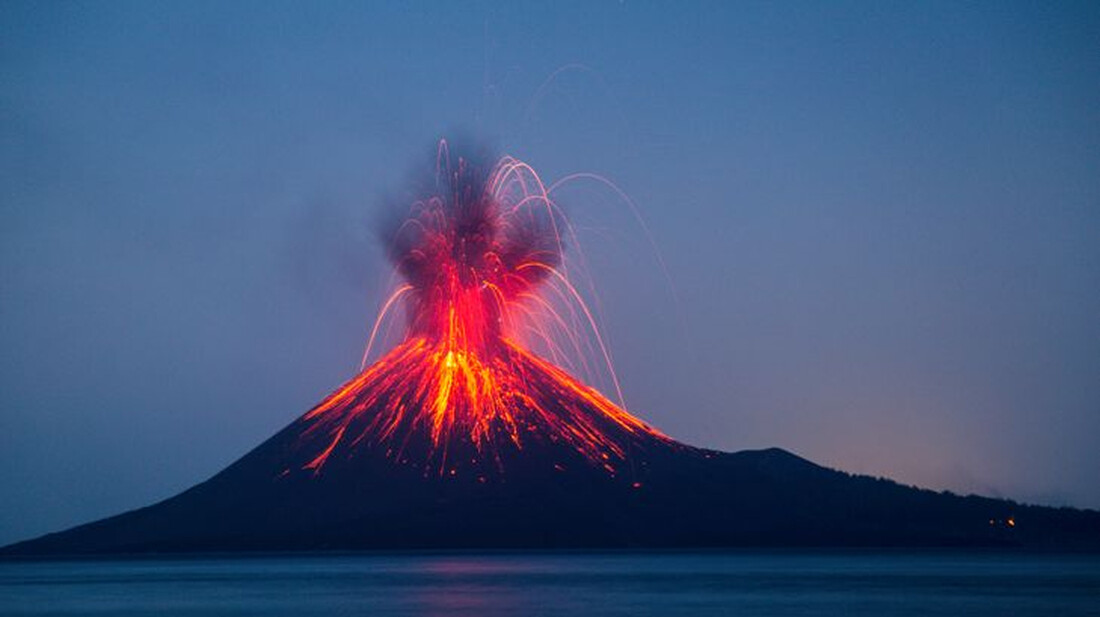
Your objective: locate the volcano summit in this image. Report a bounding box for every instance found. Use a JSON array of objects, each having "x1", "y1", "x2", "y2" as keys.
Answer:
[{"x1": 5, "y1": 147, "x2": 1097, "y2": 555}]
